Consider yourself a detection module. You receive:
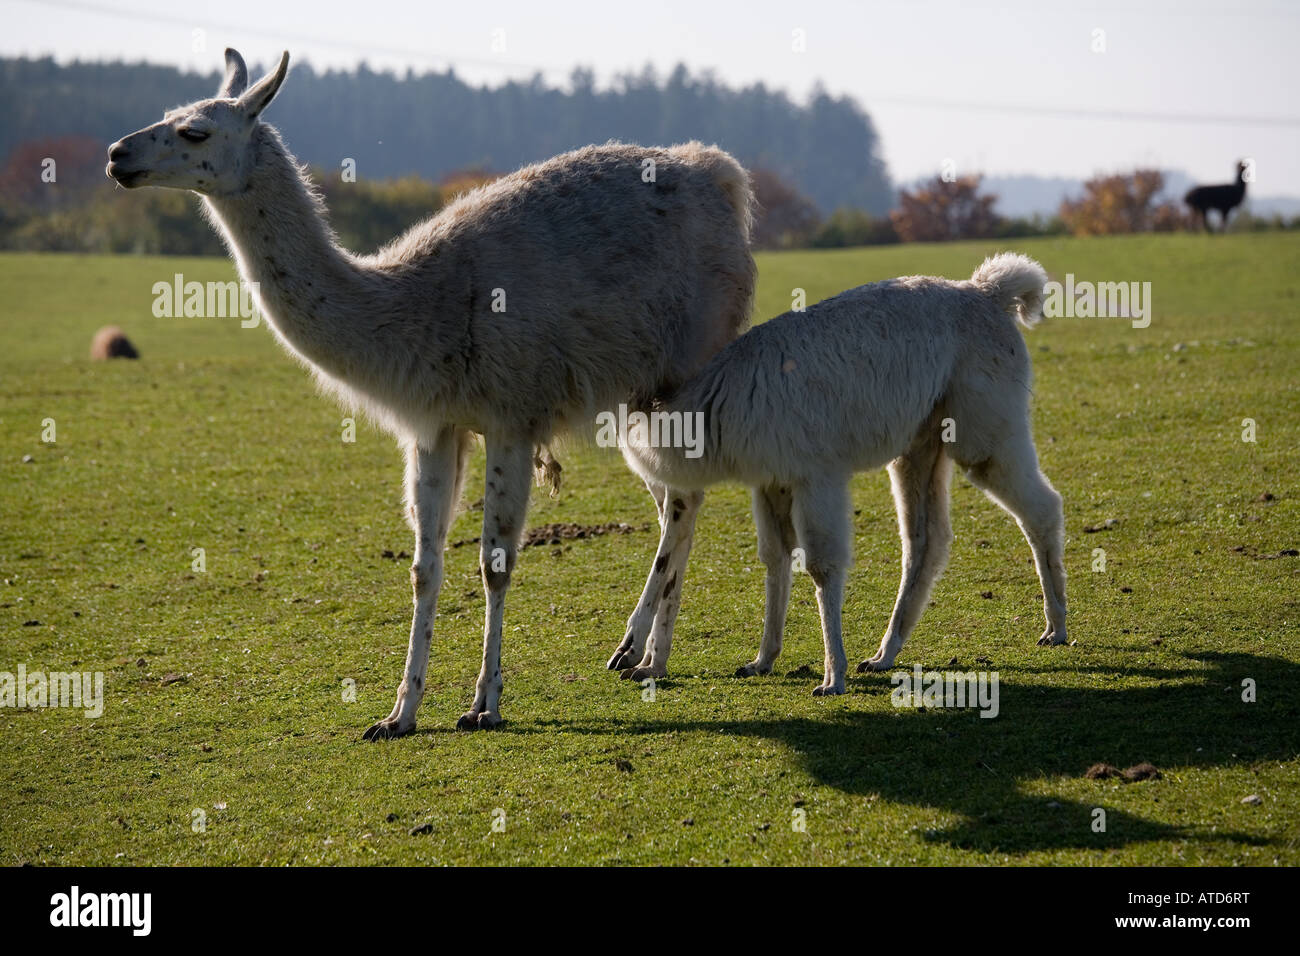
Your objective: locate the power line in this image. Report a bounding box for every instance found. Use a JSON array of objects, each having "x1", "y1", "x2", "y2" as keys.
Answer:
[
  {"x1": 15, "y1": 0, "x2": 565, "y2": 77},
  {"x1": 866, "y1": 95, "x2": 1300, "y2": 129},
  {"x1": 13, "y1": 0, "x2": 1300, "y2": 129}
]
